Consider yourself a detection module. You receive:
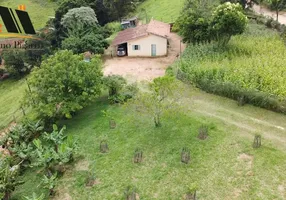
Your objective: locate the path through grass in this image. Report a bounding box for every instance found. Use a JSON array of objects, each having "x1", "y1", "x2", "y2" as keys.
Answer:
[{"x1": 0, "y1": 79, "x2": 27, "y2": 129}]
